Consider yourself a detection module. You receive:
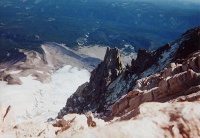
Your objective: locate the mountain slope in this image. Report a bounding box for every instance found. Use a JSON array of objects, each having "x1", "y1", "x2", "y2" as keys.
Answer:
[
  {"x1": 0, "y1": 26, "x2": 199, "y2": 138},
  {"x1": 55, "y1": 26, "x2": 200, "y2": 138},
  {"x1": 58, "y1": 26, "x2": 200, "y2": 118},
  {"x1": 0, "y1": 42, "x2": 103, "y2": 137}
]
